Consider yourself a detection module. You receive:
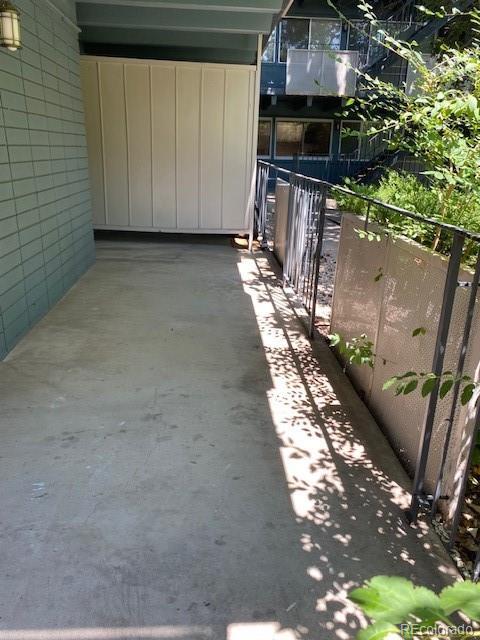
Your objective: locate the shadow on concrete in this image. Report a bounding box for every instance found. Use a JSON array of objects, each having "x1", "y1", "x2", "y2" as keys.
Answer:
[{"x1": 0, "y1": 237, "x2": 455, "y2": 640}]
